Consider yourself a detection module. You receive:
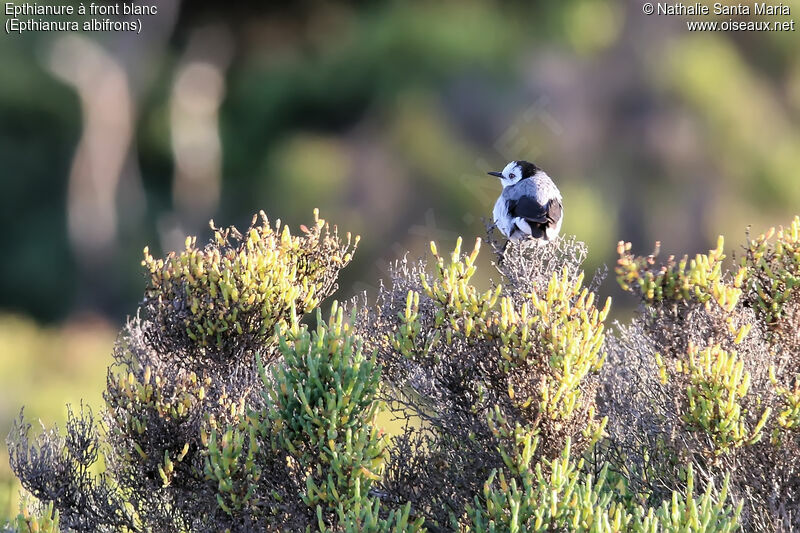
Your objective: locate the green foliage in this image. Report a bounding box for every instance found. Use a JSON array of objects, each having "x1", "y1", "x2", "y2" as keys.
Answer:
[
  {"x1": 634, "y1": 465, "x2": 742, "y2": 533},
  {"x1": 744, "y1": 216, "x2": 800, "y2": 447},
  {"x1": 360, "y1": 236, "x2": 617, "y2": 527},
  {"x1": 472, "y1": 409, "x2": 631, "y2": 533},
  {"x1": 417, "y1": 237, "x2": 611, "y2": 452},
  {"x1": 8, "y1": 212, "x2": 376, "y2": 532},
  {"x1": 322, "y1": 495, "x2": 424, "y2": 533},
  {"x1": 518, "y1": 267, "x2": 610, "y2": 427},
  {"x1": 470, "y1": 436, "x2": 630, "y2": 533},
  {"x1": 269, "y1": 303, "x2": 388, "y2": 523},
  {"x1": 770, "y1": 368, "x2": 800, "y2": 436},
  {"x1": 13, "y1": 215, "x2": 800, "y2": 531},
  {"x1": 418, "y1": 238, "x2": 500, "y2": 342},
  {"x1": 744, "y1": 215, "x2": 800, "y2": 325},
  {"x1": 142, "y1": 209, "x2": 358, "y2": 358},
  {"x1": 203, "y1": 421, "x2": 261, "y2": 514},
  {"x1": 610, "y1": 214, "x2": 800, "y2": 530},
  {"x1": 469, "y1": 425, "x2": 740, "y2": 533},
  {"x1": 106, "y1": 360, "x2": 210, "y2": 455},
  {"x1": 656, "y1": 344, "x2": 770, "y2": 454},
  {"x1": 11, "y1": 502, "x2": 60, "y2": 533},
  {"x1": 616, "y1": 236, "x2": 745, "y2": 312},
  {"x1": 614, "y1": 233, "x2": 769, "y2": 459}
]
